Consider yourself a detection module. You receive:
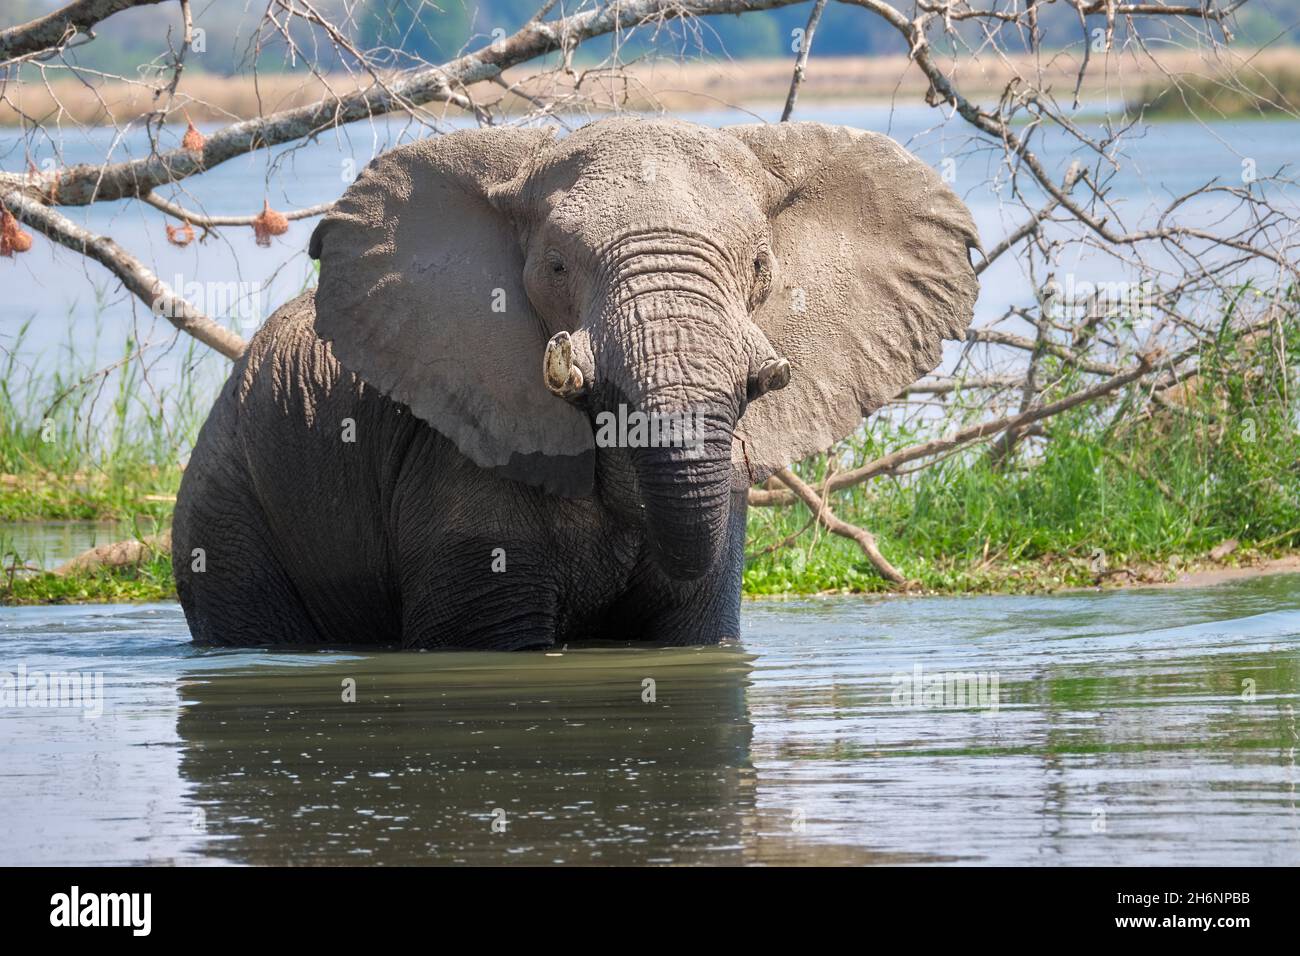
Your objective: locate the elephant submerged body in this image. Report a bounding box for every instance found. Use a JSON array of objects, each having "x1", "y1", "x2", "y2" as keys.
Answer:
[
  {"x1": 174, "y1": 291, "x2": 745, "y2": 648},
  {"x1": 174, "y1": 118, "x2": 978, "y2": 649}
]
